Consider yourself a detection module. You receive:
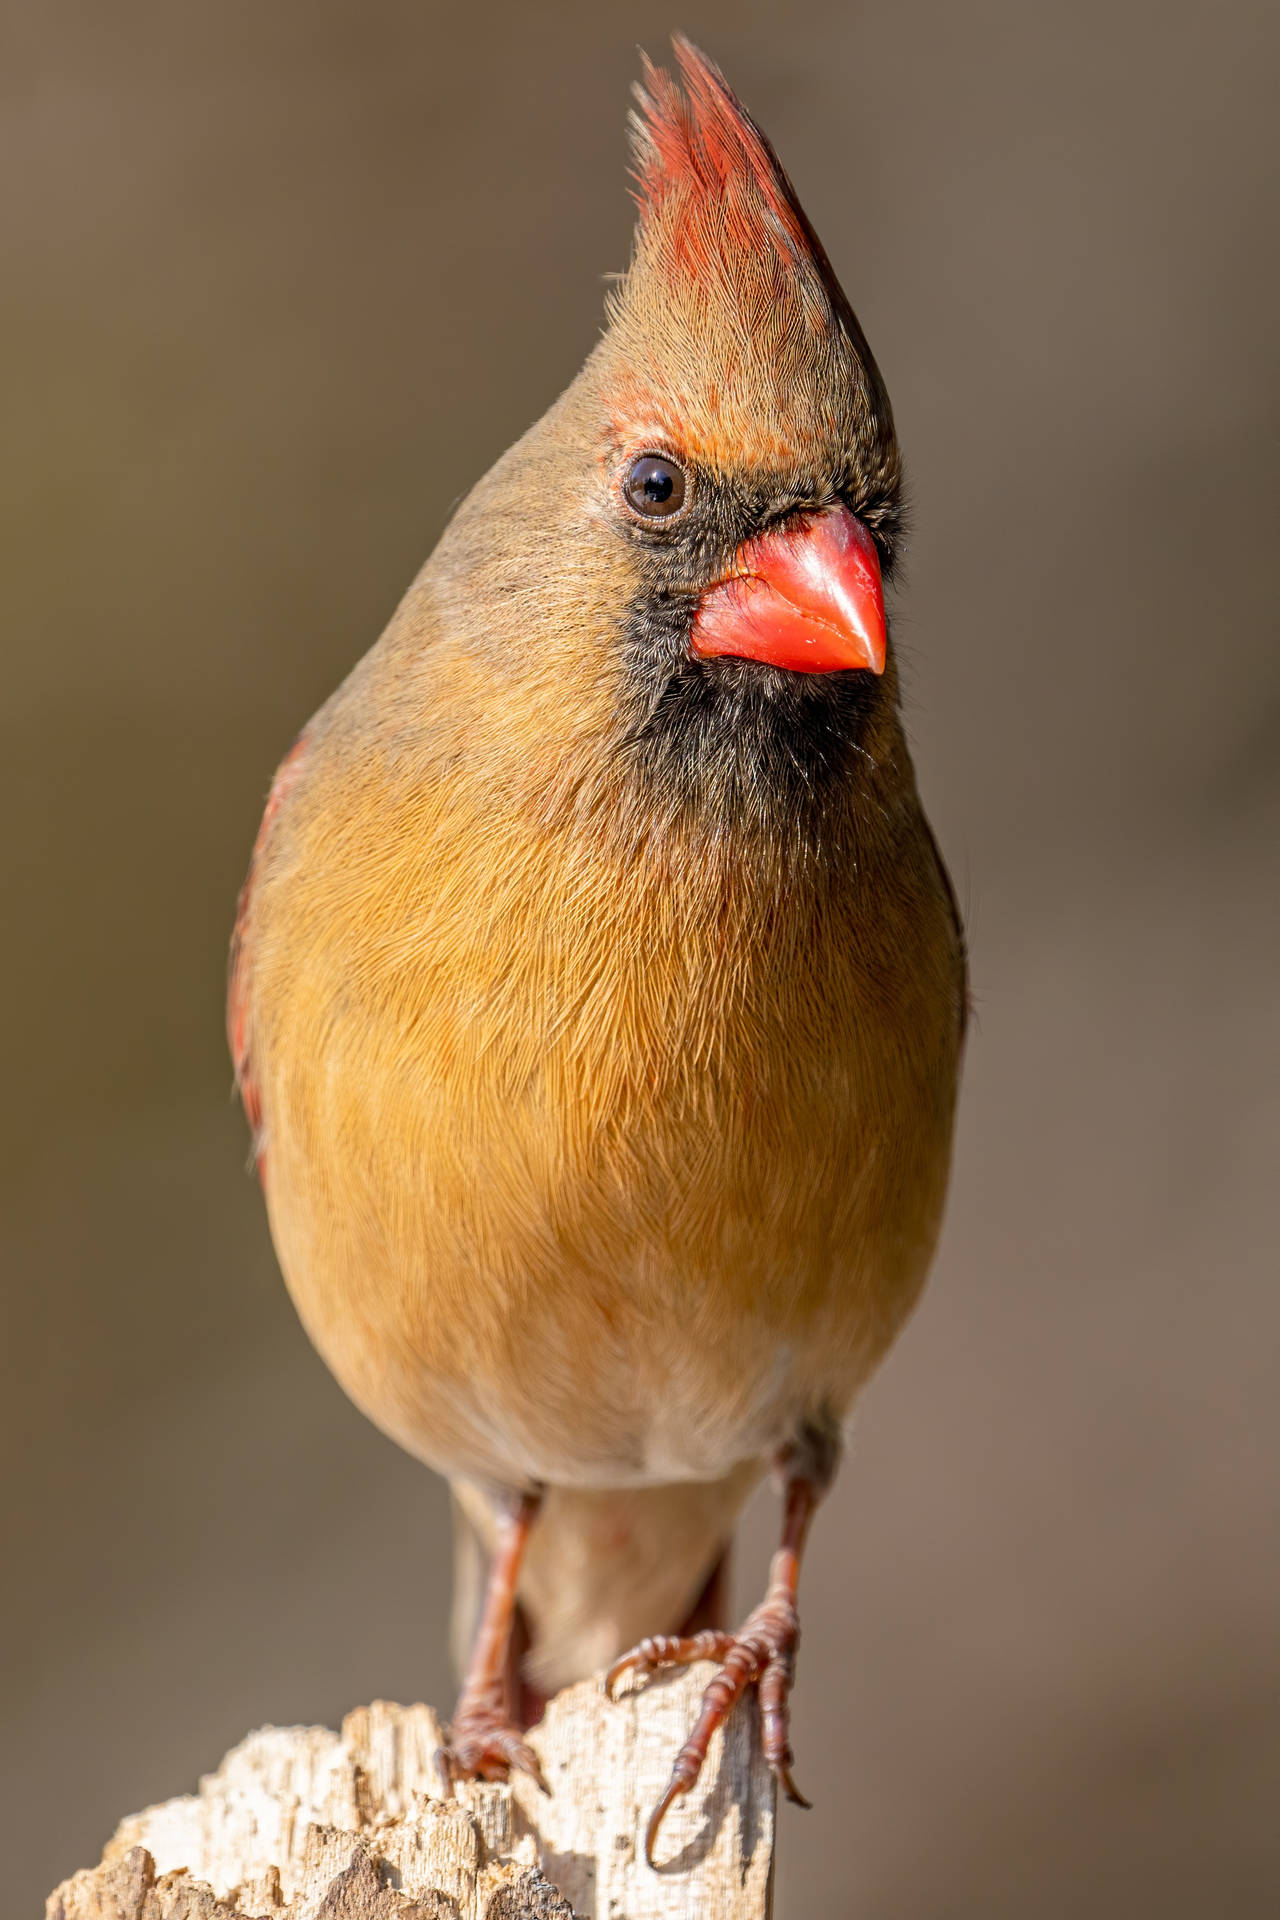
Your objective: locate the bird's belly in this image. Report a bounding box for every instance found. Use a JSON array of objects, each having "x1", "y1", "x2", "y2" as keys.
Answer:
[
  {"x1": 264, "y1": 1031, "x2": 950, "y2": 1493},
  {"x1": 275, "y1": 1206, "x2": 868, "y2": 1492},
  {"x1": 254, "y1": 751, "x2": 962, "y2": 1496}
]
